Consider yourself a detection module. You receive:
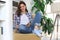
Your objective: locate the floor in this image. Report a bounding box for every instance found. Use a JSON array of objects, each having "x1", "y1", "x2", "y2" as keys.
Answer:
[{"x1": 13, "y1": 32, "x2": 41, "y2": 40}]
